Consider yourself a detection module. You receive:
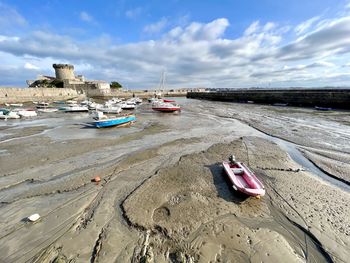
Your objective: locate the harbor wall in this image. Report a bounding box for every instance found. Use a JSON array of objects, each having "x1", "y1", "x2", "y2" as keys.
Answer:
[
  {"x1": 0, "y1": 87, "x2": 188, "y2": 103},
  {"x1": 93, "y1": 90, "x2": 188, "y2": 99},
  {"x1": 187, "y1": 89, "x2": 350, "y2": 109},
  {"x1": 0, "y1": 88, "x2": 82, "y2": 103}
]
